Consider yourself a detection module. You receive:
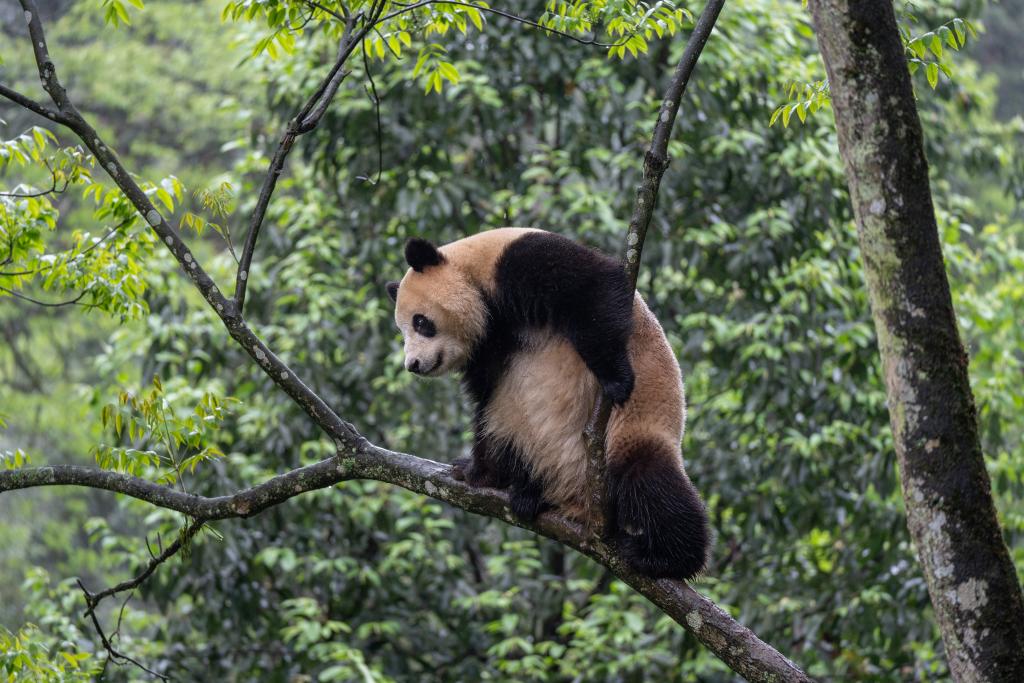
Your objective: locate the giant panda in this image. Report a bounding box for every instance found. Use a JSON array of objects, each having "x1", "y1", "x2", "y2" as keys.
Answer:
[{"x1": 386, "y1": 228, "x2": 710, "y2": 580}]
